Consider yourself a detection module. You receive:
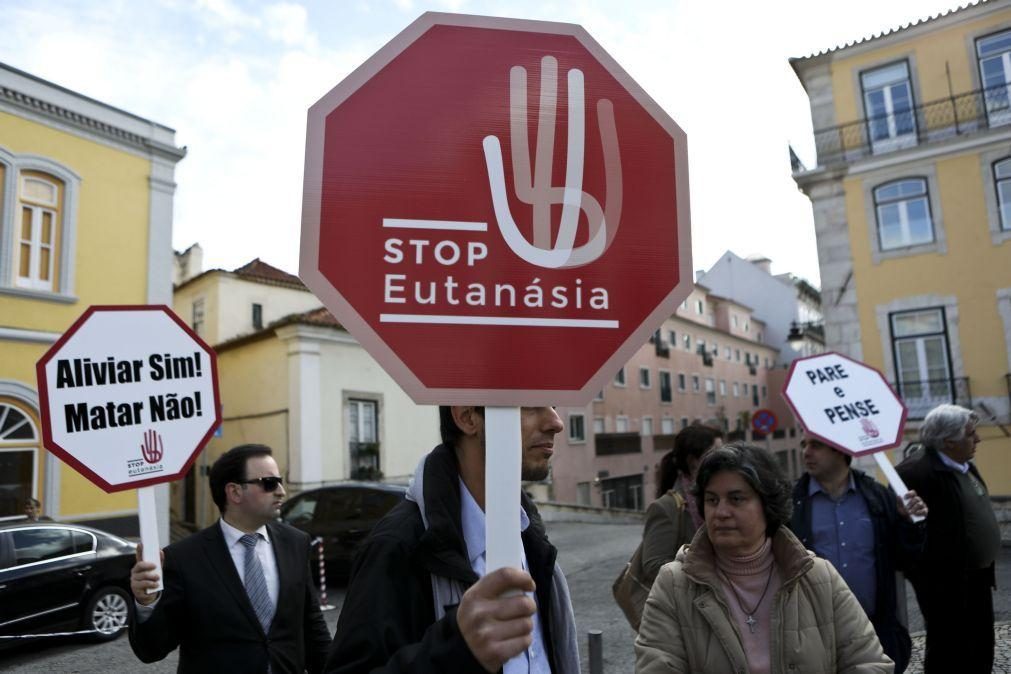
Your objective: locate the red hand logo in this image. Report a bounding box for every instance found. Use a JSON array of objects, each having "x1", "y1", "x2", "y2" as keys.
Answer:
[{"x1": 141, "y1": 429, "x2": 164, "y2": 463}]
